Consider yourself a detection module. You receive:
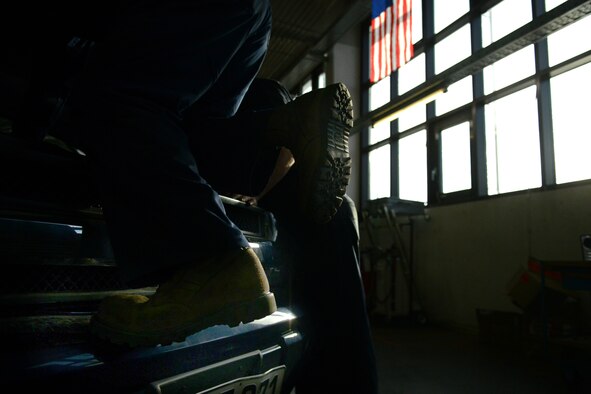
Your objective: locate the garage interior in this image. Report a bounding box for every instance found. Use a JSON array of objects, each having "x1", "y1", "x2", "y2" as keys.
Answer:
[{"x1": 262, "y1": 0, "x2": 591, "y2": 392}]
